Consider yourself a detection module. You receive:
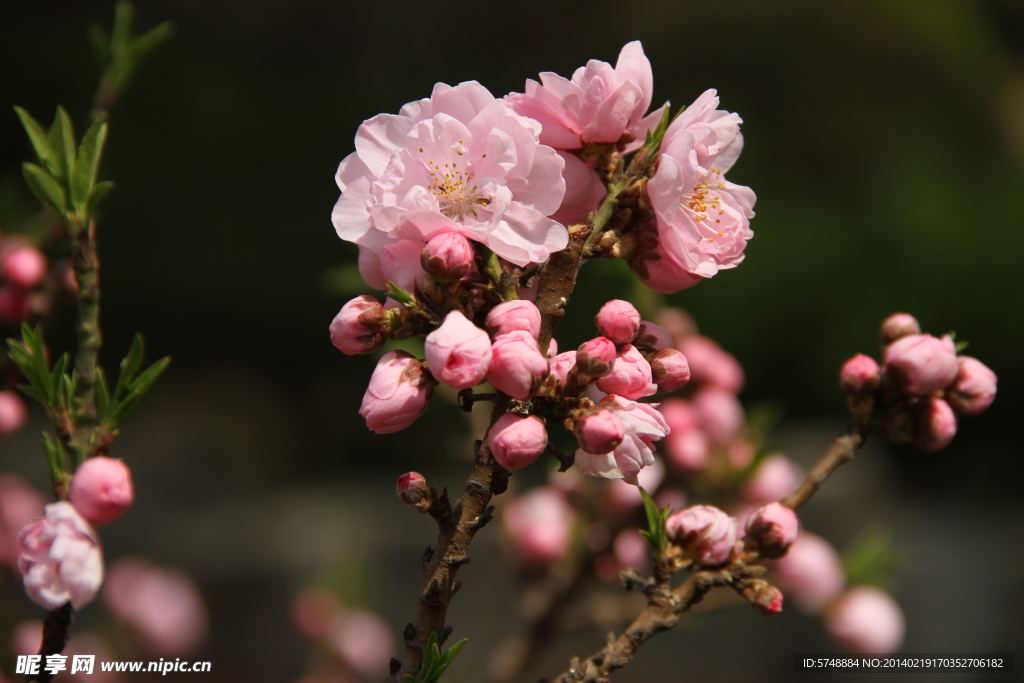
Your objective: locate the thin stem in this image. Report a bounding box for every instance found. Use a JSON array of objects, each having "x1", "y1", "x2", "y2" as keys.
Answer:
[
  {"x1": 68, "y1": 220, "x2": 102, "y2": 466},
  {"x1": 26, "y1": 604, "x2": 74, "y2": 683},
  {"x1": 582, "y1": 176, "x2": 630, "y2": 255},
  {"x1": 781, "y1": 426, "x2": 864, "y2": 510}
]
